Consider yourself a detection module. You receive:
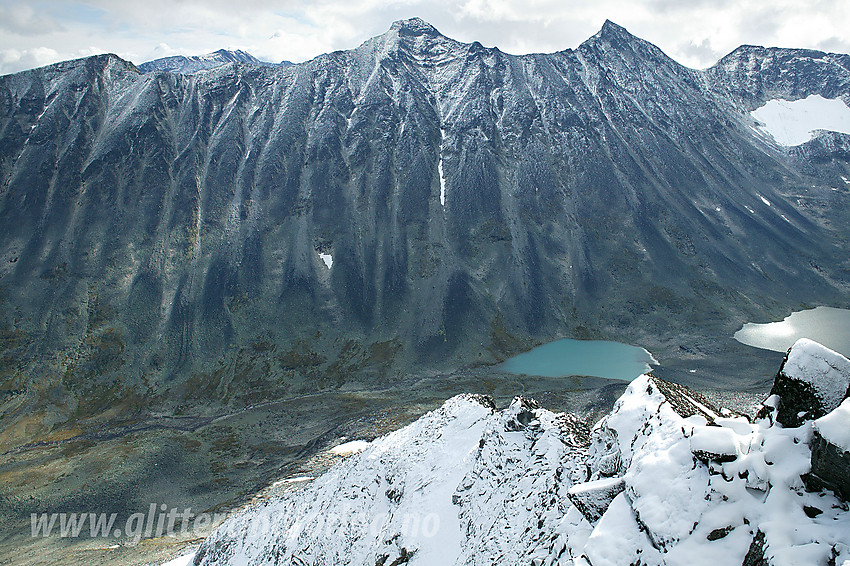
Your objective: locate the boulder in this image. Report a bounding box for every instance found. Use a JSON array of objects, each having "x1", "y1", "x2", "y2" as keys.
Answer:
[
  {"x1": 766, "y1": 338, "x2": 850, "y2": 428},
  {"x1": 689, "y1": 425, "x2": 739, "y2": 463},
  {"x1": 807, "y1": 399, "x2": 850, "y2": 500},
  {"x1": 567, "y1": 476, "x2": 626, "y2": 524}
]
